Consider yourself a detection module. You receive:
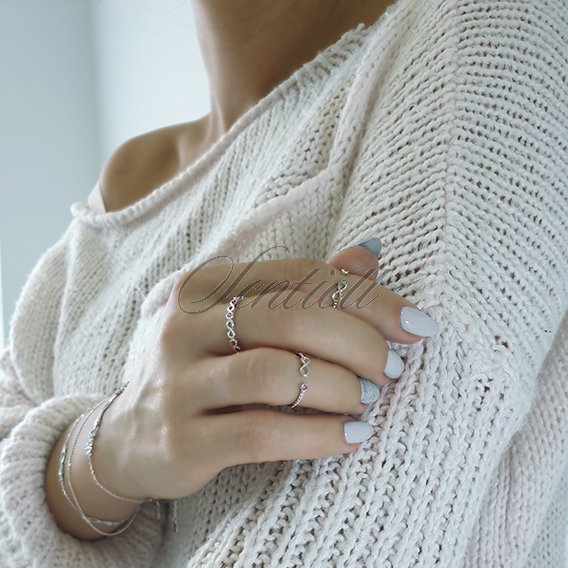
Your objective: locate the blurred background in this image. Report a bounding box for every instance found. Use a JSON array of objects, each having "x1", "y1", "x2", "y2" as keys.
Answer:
[{"x1": 0, "y1": 0, "x2": 211, "y2": 346}]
